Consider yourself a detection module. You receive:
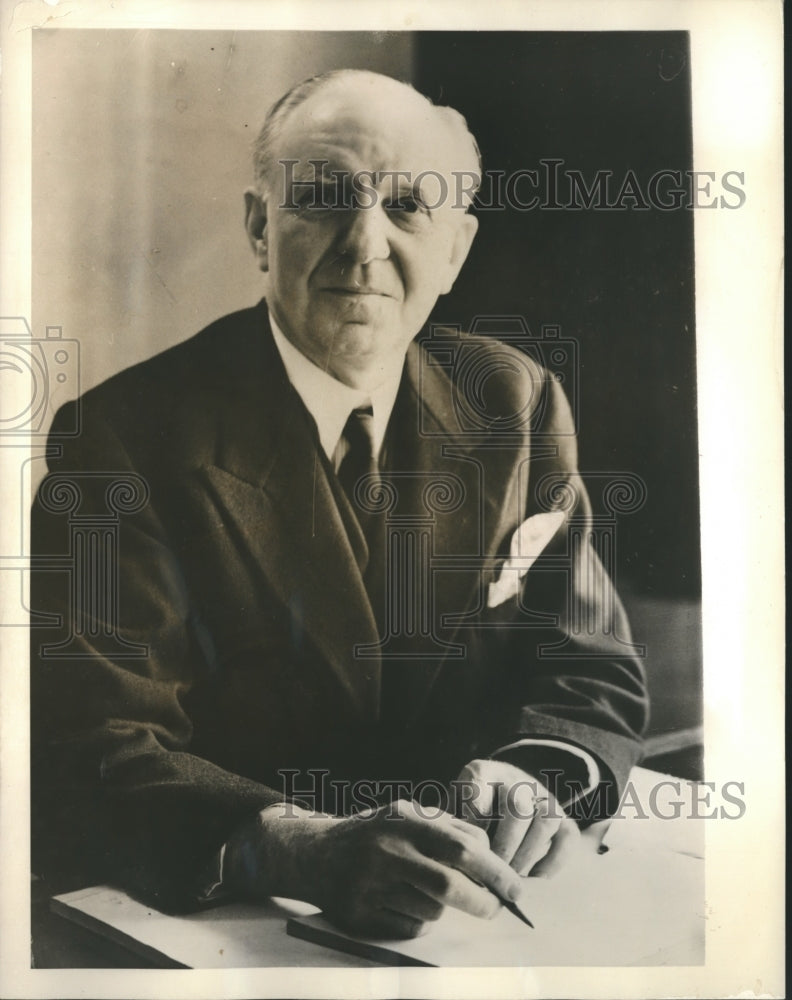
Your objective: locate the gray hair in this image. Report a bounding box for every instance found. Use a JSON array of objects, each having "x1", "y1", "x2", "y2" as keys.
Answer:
[{"x1": 251, "y1": 68, "x2": 482, "y2": 202}]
